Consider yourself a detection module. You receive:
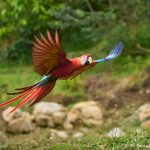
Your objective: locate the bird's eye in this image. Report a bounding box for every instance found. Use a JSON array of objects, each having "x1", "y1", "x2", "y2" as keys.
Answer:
[{"x1": 88, "y1": 57, "x2": 92, "y2": 64}]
